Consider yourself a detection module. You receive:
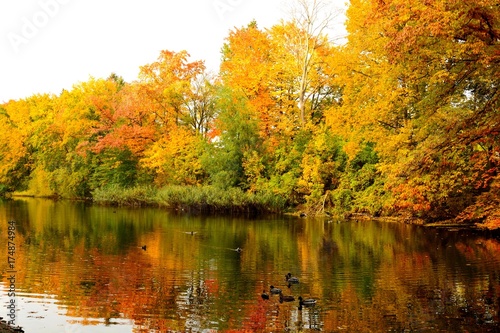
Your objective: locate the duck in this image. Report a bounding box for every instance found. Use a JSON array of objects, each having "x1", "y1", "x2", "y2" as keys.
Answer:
[
  {"x1": 285, "y1": 272, "x2": 299, "y2": 284},
  {"x1": 279, "y1": 292, "x2": 295, "y2": 303},
  {"x1": 298, "y1": 296, "x2": 317, "y2": 309},
  {"x1": 270, "y1": 285, "x2": 282, "y2": 294},
  {"x1": 261, "y1": 290, "x2": 270, "y2": 300},
  {"x1": 141, "y1": 245, "x2": 147, "y2": 251}
]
